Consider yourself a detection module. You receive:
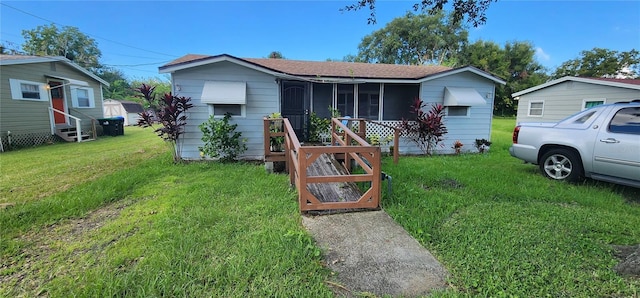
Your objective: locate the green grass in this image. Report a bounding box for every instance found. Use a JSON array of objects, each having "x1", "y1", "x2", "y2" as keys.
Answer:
[
  {"x1": 1, "y1": 121, "x2": 638, "y2": 297},
  {"x1": 0, "y1": 127, "x2": 333, "y2": 297},
  {"x1": 381, "y1": 118, "x2": 640, "y2": 297}
]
